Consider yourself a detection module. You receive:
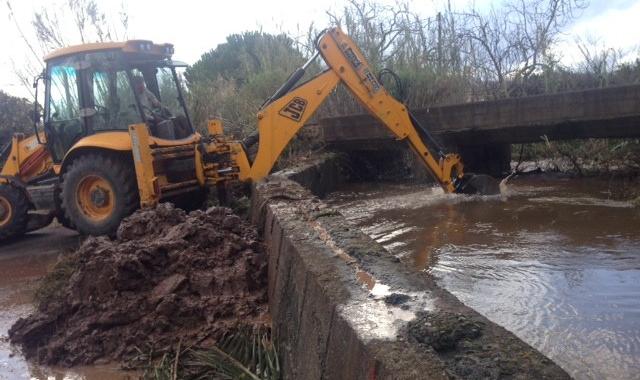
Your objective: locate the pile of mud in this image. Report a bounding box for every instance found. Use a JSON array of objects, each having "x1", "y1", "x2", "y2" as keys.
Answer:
[{"x1": 9, "y1": 203, "x2": 268, "y2": 366}]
